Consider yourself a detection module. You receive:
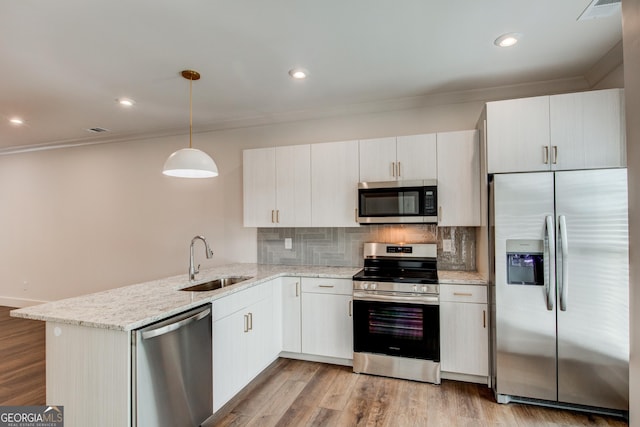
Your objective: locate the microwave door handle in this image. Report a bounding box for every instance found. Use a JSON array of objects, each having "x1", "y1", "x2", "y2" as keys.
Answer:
[
  {"x1": 558, "y1": 215, "x2": 569, "y2": 311},
  {"x1": 545, "y1": 215, "x2": 556, "y2": 311}
]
